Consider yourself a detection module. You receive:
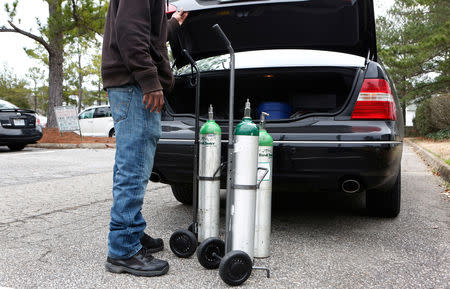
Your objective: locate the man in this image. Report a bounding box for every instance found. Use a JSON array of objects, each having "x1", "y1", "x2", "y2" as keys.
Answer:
[{"x1": 101, "y1": 0, "x2": 188, "y2": 277}]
